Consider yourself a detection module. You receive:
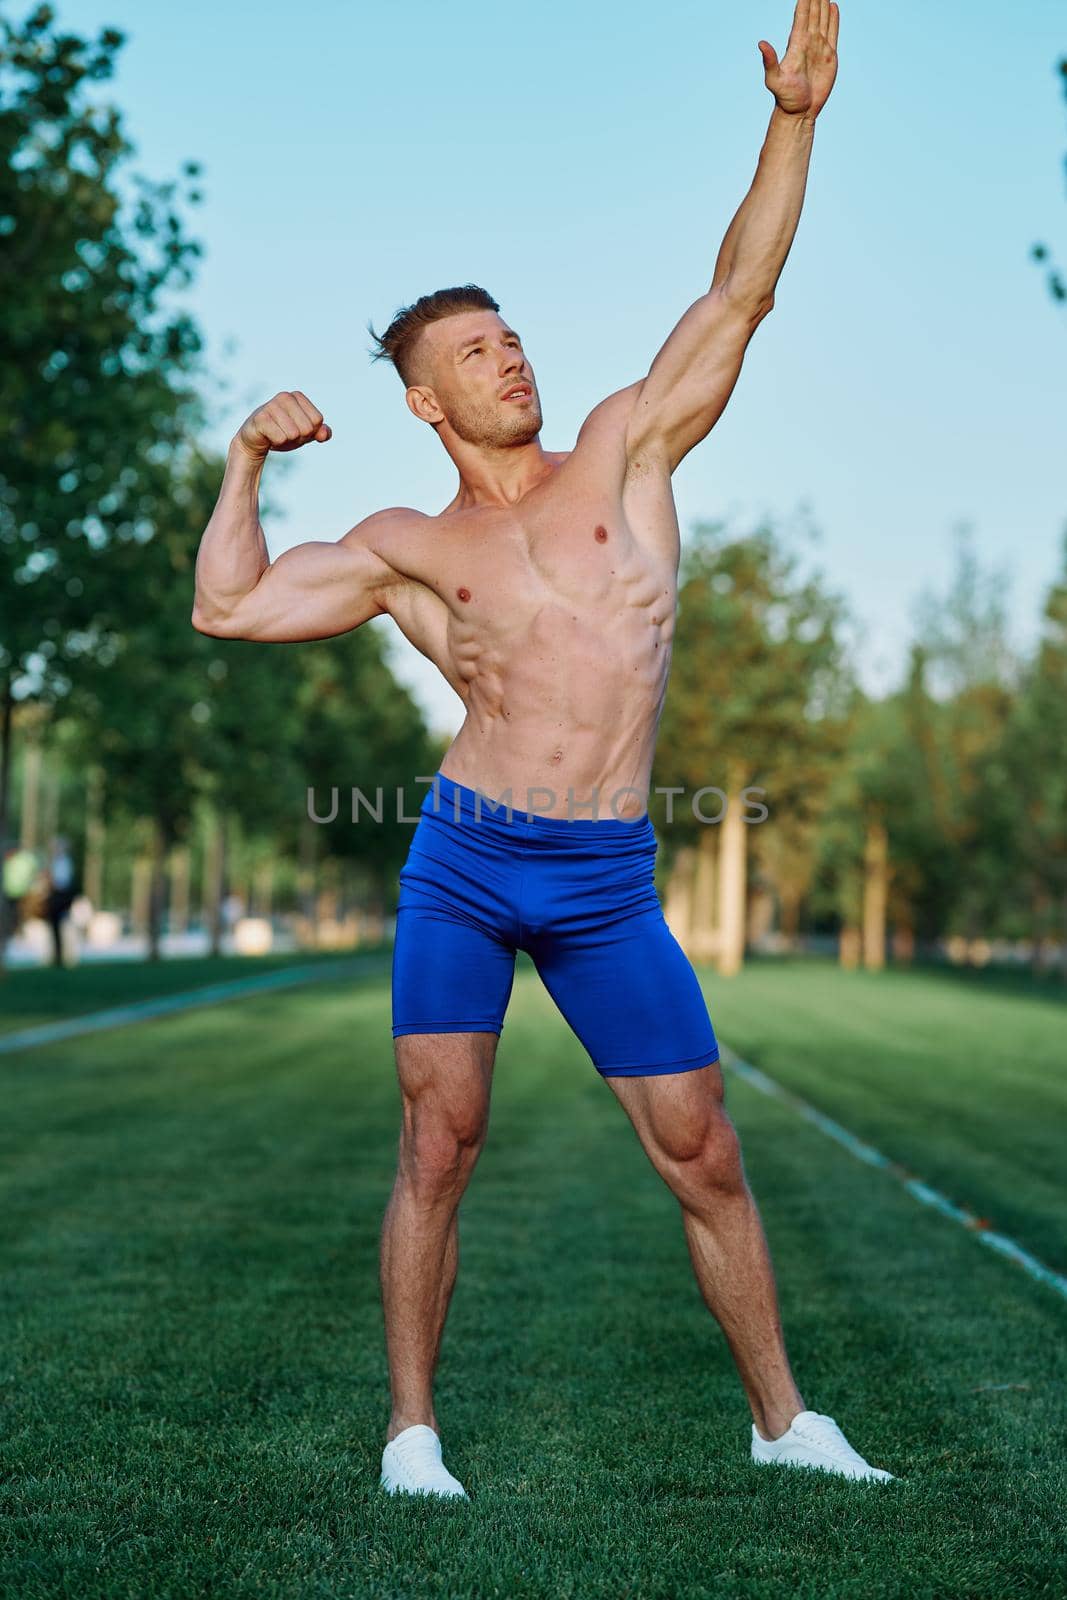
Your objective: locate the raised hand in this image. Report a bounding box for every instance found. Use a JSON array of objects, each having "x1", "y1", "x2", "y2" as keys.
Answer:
[
  {"x1": 758, "y1": 0, "x2": 840, "y2": 119},
  {"x1": 236, "y1": 390, "x2": 332, "y2": 460}
]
